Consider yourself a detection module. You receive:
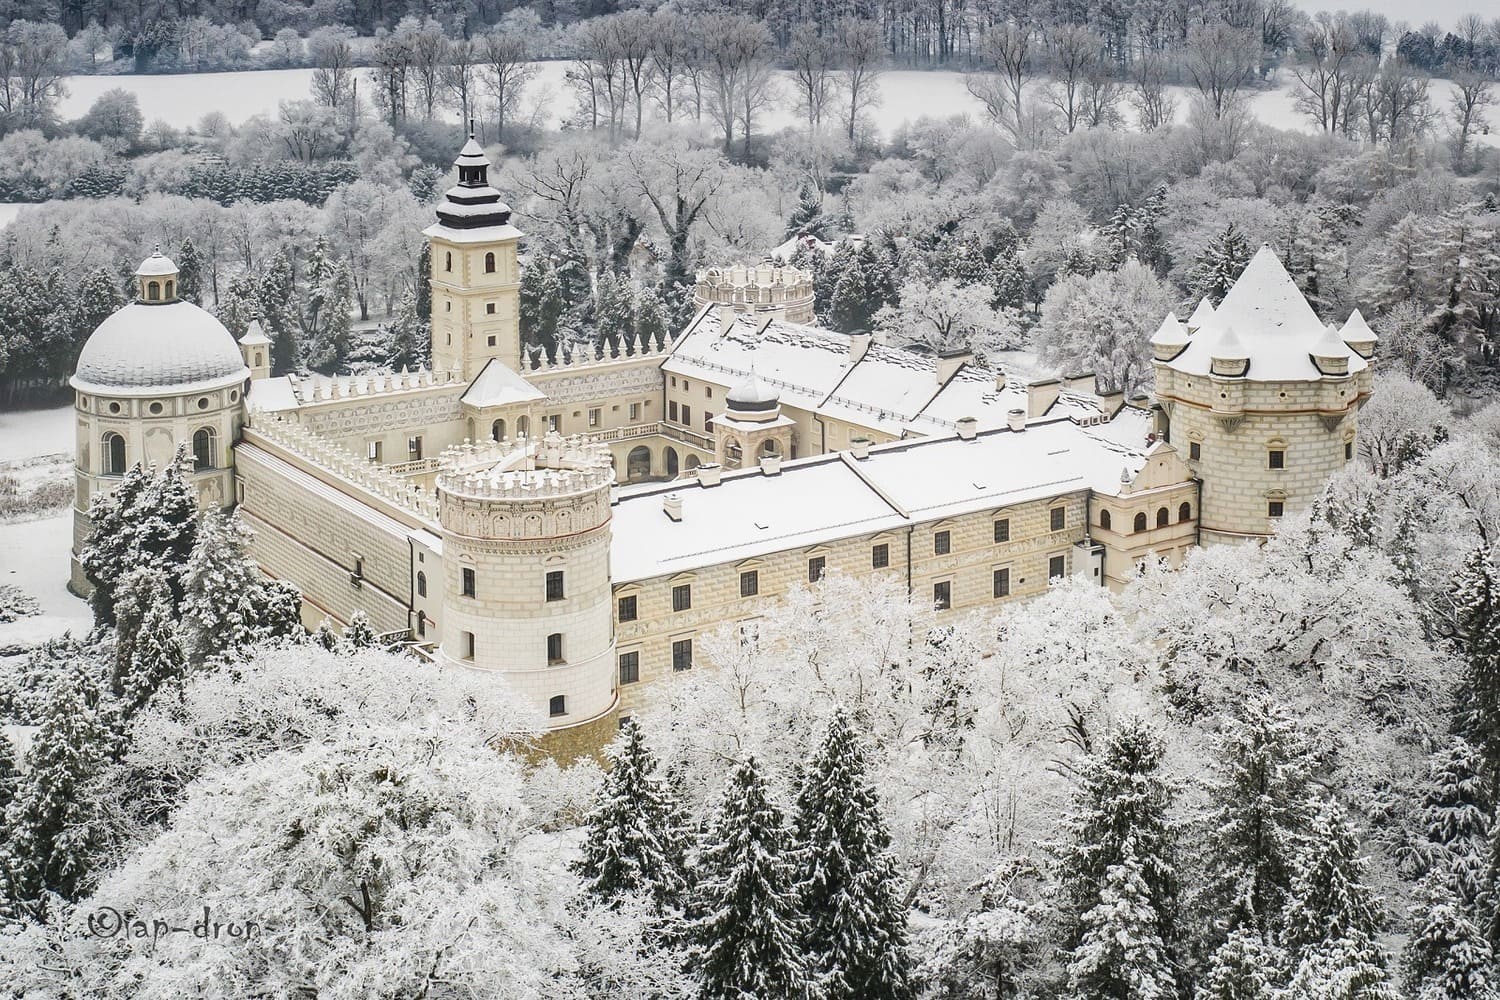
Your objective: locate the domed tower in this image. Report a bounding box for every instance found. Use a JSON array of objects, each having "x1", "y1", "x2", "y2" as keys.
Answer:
[
  {"x1": 1151, "y1": 246, "x2": 1374, "y2": 543},
  {"x1": 69, "y1": 248, "x2": 250, "y2": 592},
  {"x1": 435, "y1": 433, "x2": 618, "y2": 756},
  {"x1": 425, "y1": 131, "x2": 523, "y2": 381},
  {"x1": 711, "y1": 372, "x2": 796, "y2": 469}
]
